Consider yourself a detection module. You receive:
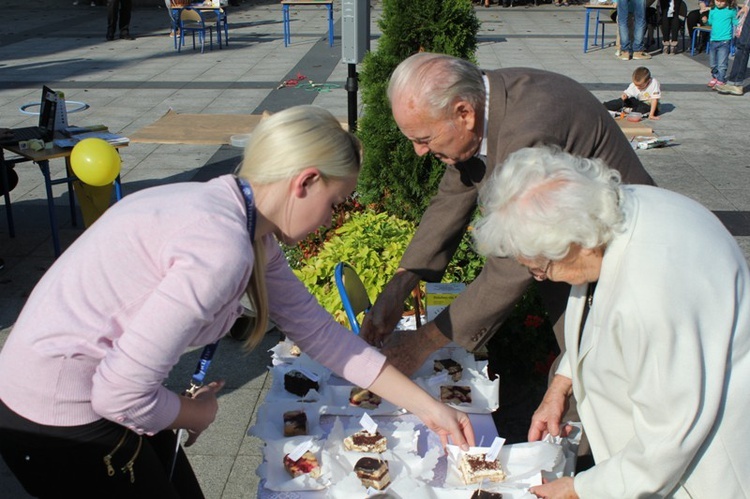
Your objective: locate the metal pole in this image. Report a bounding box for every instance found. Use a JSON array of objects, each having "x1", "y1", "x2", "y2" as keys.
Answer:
[{"x1": 345, "y1": 63, "x2": 358, "y2": 133}]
